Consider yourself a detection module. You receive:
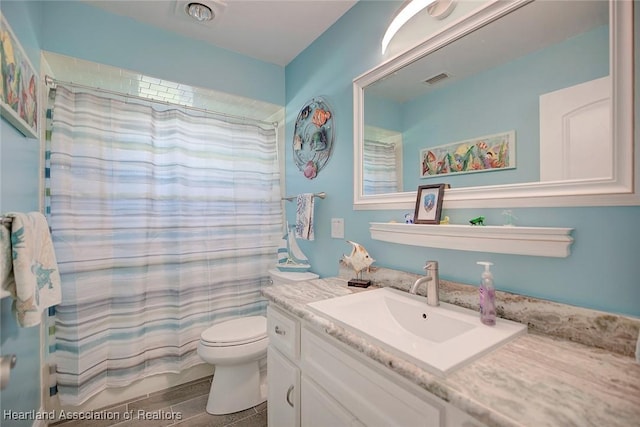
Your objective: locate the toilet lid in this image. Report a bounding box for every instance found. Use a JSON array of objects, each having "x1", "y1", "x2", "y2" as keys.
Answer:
[{"x1": 201, "y1": 316, "x2": 267, "y2": 345}]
